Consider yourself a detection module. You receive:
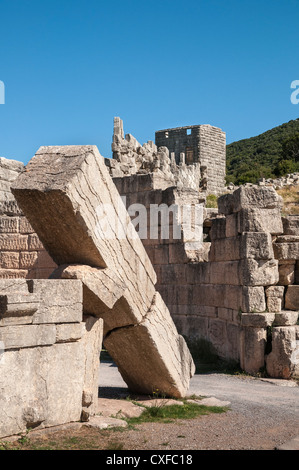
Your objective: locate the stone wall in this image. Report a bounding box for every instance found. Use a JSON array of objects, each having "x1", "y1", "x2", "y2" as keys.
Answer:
[
  {"x1": 0, "y1": 157, "x2": 57, "y2": 279},
  {"x1": 0, "y1": 278, "x2": 103, "y2": 438},
  {"x1": 115, "y1": 176, "x2": 299, "y2": 378}
]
